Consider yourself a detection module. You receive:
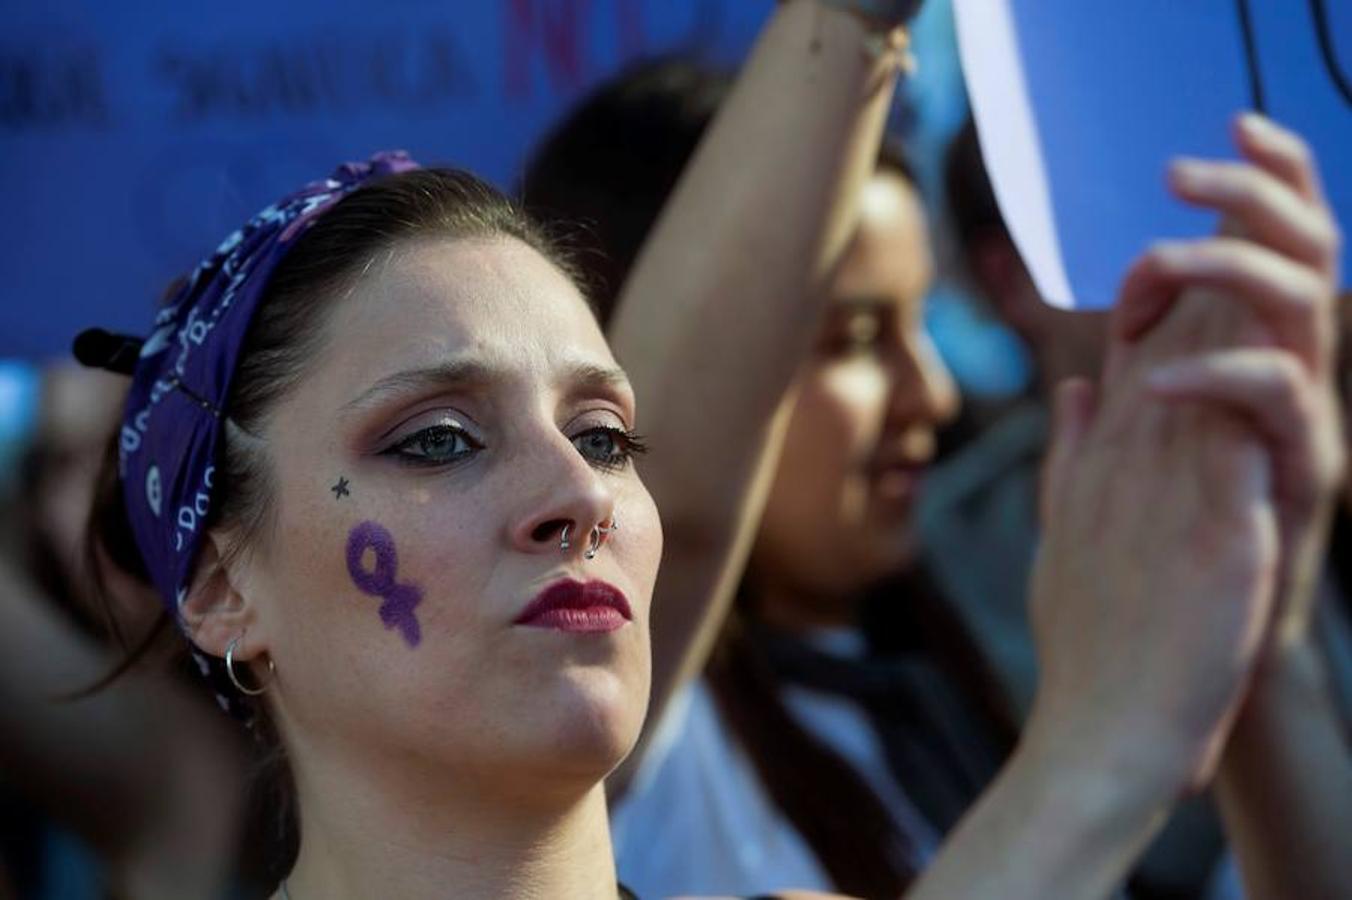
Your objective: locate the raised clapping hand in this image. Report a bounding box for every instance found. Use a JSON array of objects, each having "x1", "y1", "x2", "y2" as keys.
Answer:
[
  {"x1": 1116, "y1": 113, "x2": 1344, "y2": 656},
  {"x1": 1027, "y1": 113, "x2": 1343, "y2": 800},
  {"x1": 905, "y1": 114, "x2": 1342, "y2": 900}
]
